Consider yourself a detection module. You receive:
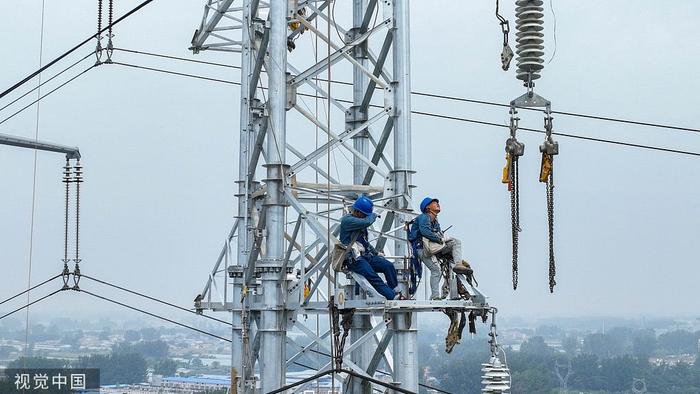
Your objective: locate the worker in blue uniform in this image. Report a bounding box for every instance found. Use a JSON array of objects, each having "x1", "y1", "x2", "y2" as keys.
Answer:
[
  {"x1": 339, "y1": 195, "x2": 401, "y2": 300},
  {"x1": 409, "y1": 197, "x2": 472, "y2": 299}
]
